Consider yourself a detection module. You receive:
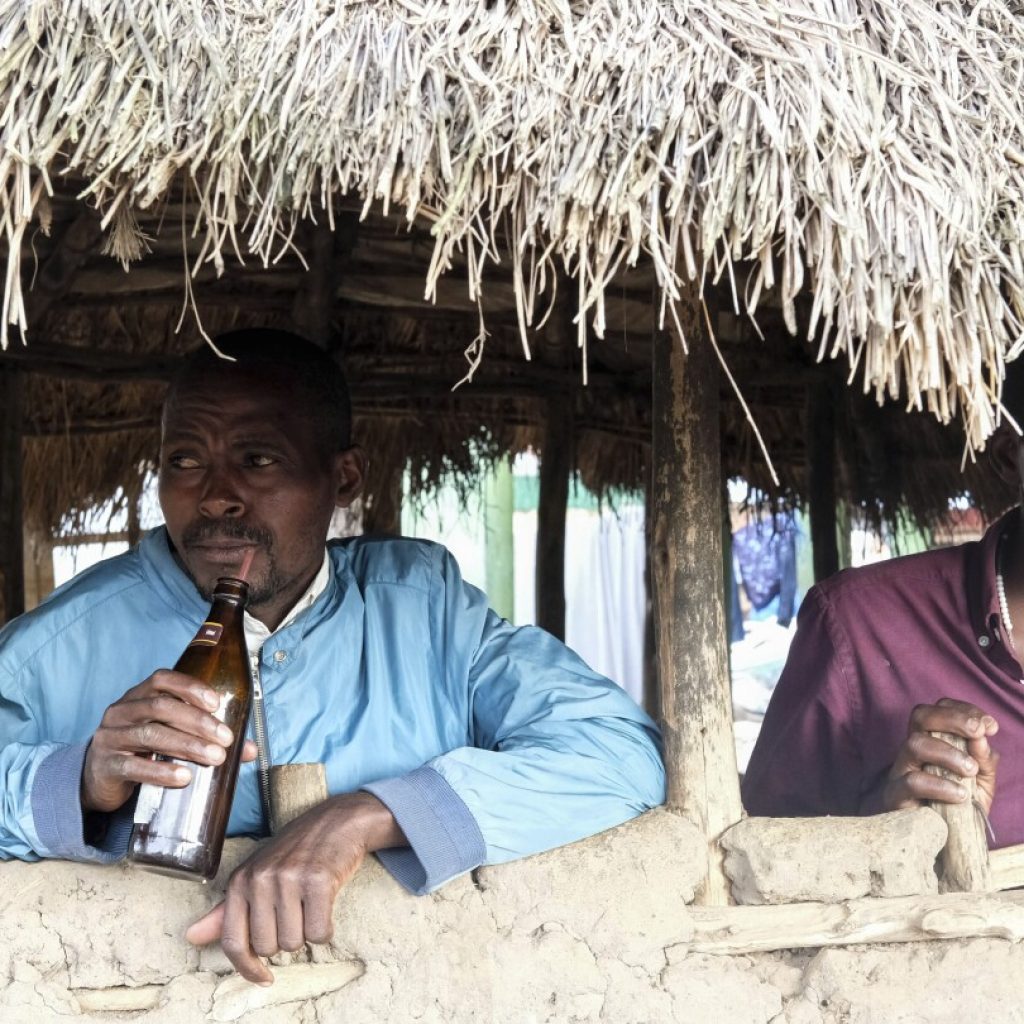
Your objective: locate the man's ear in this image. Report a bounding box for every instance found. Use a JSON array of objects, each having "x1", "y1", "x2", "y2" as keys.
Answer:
[
  {"x1": 987, "y1": 423, "x2": 1023, "y2": 490},
  {"x1": 332, "y1": 445, "x2": 368, "y2": 508}
]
